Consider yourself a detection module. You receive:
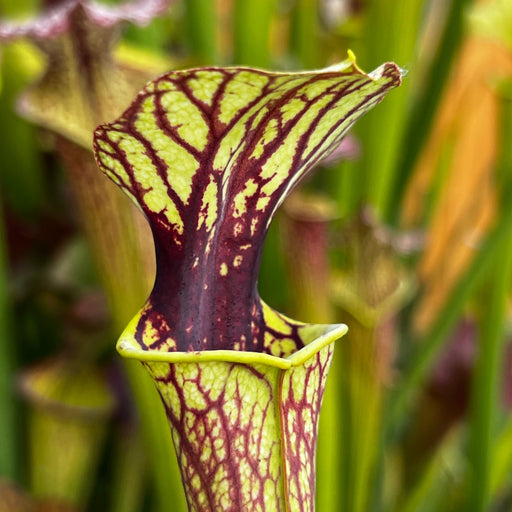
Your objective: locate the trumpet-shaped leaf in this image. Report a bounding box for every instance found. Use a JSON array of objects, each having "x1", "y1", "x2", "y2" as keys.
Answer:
[
  {"x1": 94, "y1": 56, "x2": 401, "y2": 355},
  {"x1": 93, "y1": 56, "x2": 401, "y2": 511}
]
